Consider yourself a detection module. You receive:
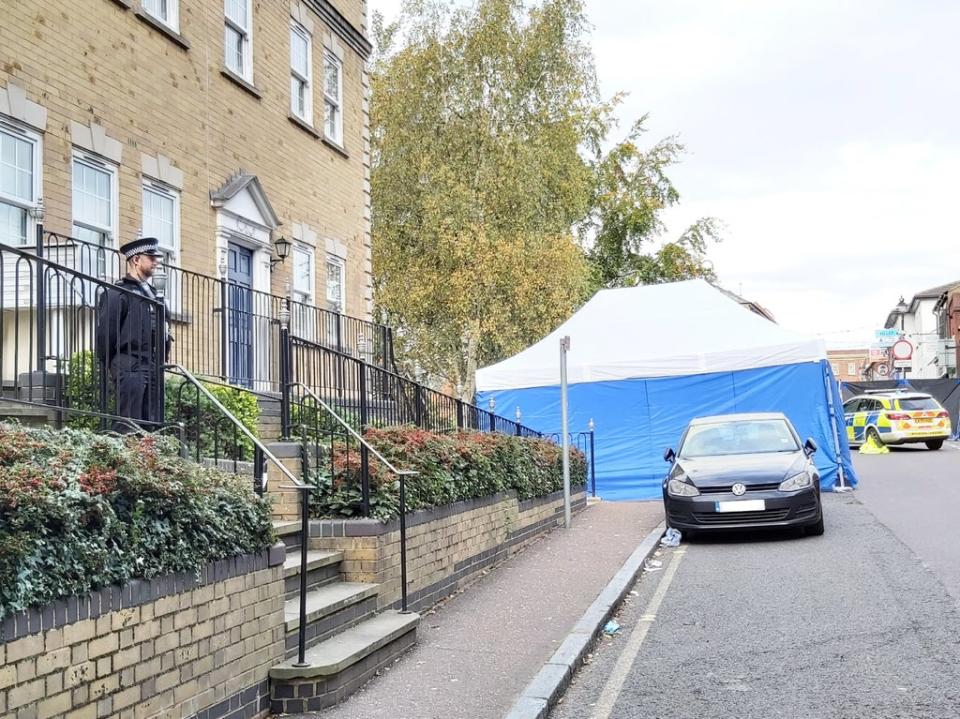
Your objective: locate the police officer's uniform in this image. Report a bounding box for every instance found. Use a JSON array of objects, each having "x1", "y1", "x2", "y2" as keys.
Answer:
[{"x1": 95, "y1": 237, "x2": 171, "y2": 432}]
